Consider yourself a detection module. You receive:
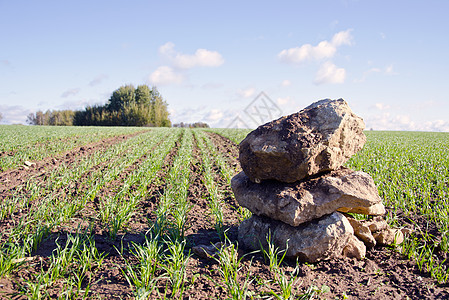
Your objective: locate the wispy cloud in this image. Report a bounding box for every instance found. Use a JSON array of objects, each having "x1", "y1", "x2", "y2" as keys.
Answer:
[
  {"x1": 0, "y1": 104, "x2": 33, "y2": 124},
  {"x1": 89, "y1": 74, "x2": 108, "y2": 86},
  {"x1": 204, "y1": 109, "x2": 224, "y2": 122},
  {"x1": 236, "y1": 87, "x2": 256, "y2": 98},
  {"x1": 373, "y1": 102, "x2": 391, "y2": 110},
  {"x1": 354, "y1": 64, "x2": 398, "y2": 82},
  {"x1": 61, "y1": 88, "x2": 81, "y2": 98}
]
